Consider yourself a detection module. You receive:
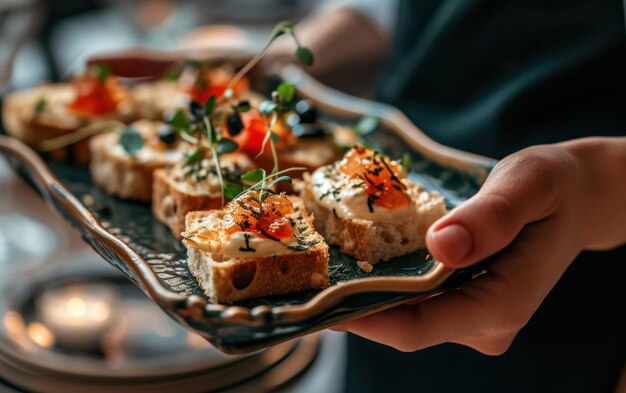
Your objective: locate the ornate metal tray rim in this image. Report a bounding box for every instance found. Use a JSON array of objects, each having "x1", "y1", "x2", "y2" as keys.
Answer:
[{"x1": 0, "y1": 64, "x2": 497, "y2": 330}]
